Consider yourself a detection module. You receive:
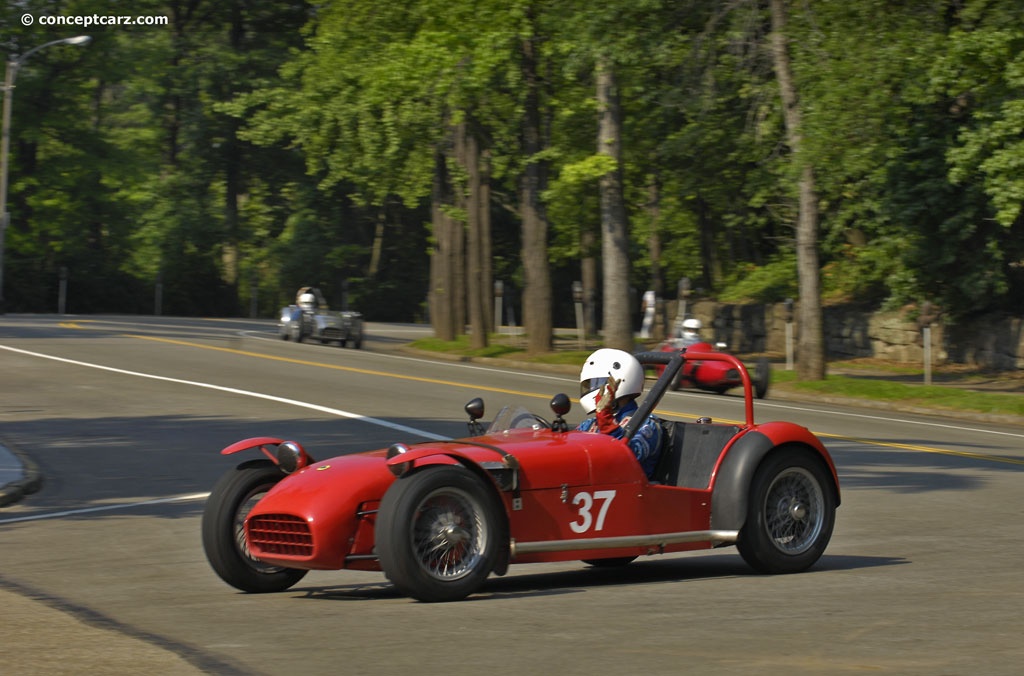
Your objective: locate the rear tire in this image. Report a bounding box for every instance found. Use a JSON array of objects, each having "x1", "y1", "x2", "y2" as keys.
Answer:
[
  {"x1": 201, "y1": 460, "x2": 307, "y2": 593},
  {"x1": 377, "y1": 466, "x2": 502, "y2": 602},
  {"x1": 736, "y1": 447, "x2": 836, "y2": 574}
]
